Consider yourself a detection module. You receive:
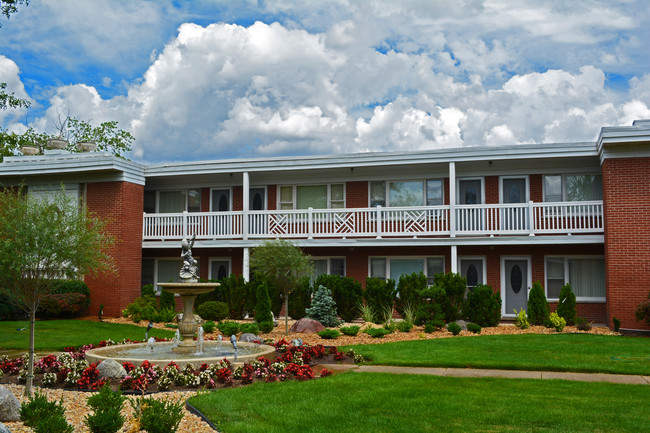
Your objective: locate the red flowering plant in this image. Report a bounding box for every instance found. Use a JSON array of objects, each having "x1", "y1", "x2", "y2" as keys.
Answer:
[
  {"x1": 320, "y1": 368, "x2": 334, "y2": 377},
  {"x1": 34, "y1": 355, "x2": 61, "y2": 373},
  {"x1": 77, "y1": 362, "x2": 101, "y2": 389},
  {"x1": 215, "y1": 367, "x2": 232, "y2": 383},
  {"x1": 0, "y1": 356, "x2": 24, "y2": 375},
  {"x1": 274, "y1": 339, "x2": 291, "y2": 352},
  {"x1": 122, "y1": 362, "x2": 135, "y2": 373}
]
